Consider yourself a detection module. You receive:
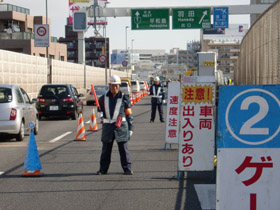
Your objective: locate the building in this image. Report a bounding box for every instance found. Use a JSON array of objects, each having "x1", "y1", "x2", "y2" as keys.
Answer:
[
  {"x1": 152, "y1": 43, "x2": 200, "y2": 80},
  {"x1": 250, "y1": 0, "x2": 276, "y2": 24},
  {"x1": 0, "y1": 3, "x2": 67, "y2": 60},
  {"x1": 201, "y1": 24, "x2": 248, "y2": 77},
  {"x1": 58, "y1": 20, "x2": 109, "y2": 68}
]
